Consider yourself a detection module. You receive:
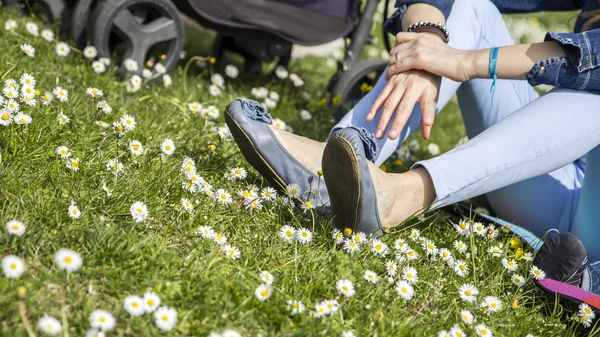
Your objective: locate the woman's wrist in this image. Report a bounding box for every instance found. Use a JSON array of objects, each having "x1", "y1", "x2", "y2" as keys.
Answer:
[{"x1": 468, "y1": 49, "x2": 491, "y2": 80}]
